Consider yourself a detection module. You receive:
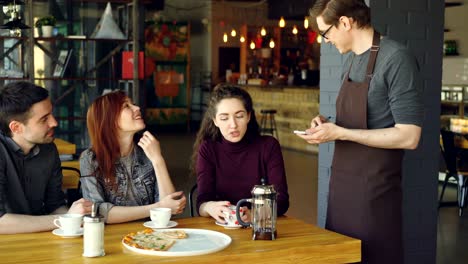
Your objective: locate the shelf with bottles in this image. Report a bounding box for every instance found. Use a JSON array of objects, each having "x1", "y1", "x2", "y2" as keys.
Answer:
[
  {"x1": 246, "y1": 48, "x2": 275, "y2": 80},
  {"x1": 441, "y1": 85, "x2": 468, "y2": 117},
  {"x1": 241, "y1": 24, "x2": 320, "y2": 87},
  {"x1": 441, "y1": 85, "x2": 467, "y2": 103}
]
